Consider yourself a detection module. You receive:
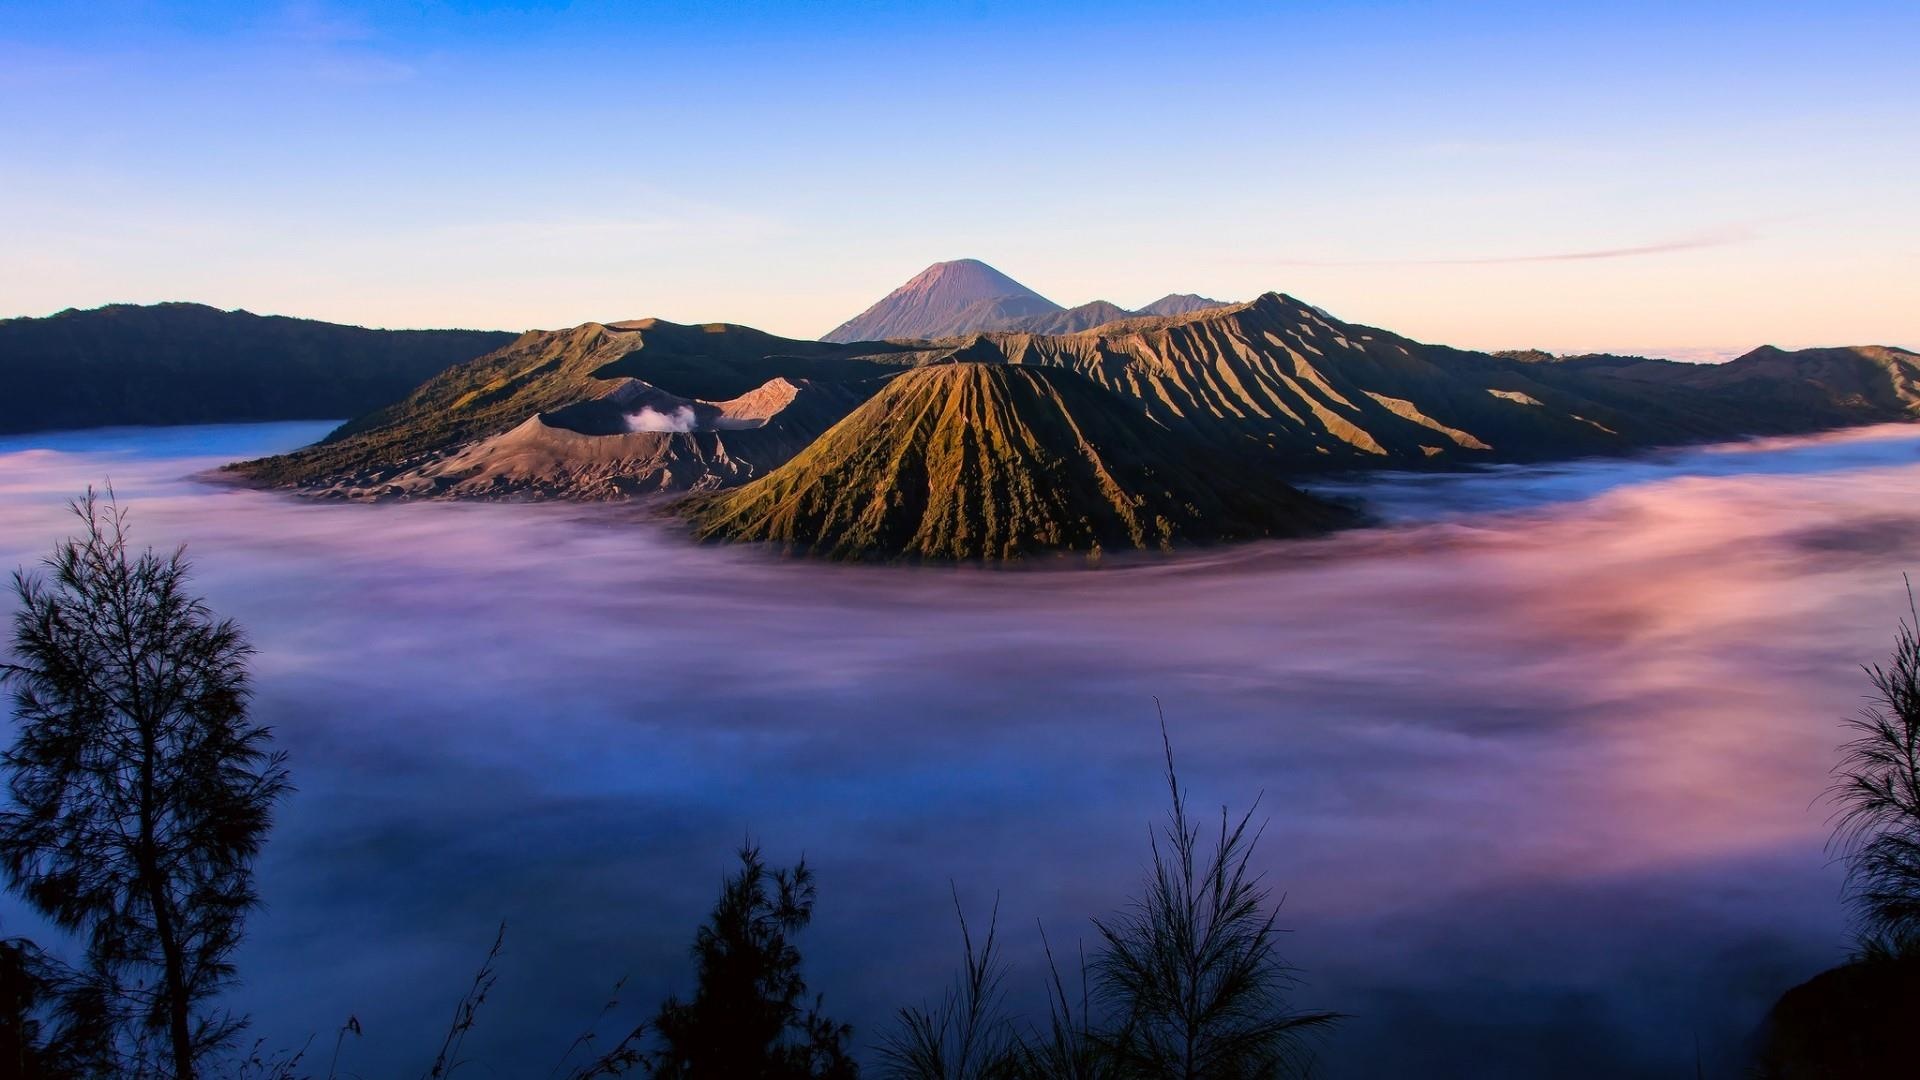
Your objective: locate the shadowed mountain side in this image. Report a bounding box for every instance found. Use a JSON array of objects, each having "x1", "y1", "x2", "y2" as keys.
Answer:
[
  {"x1": 1137, "y1": 292, "x2": 1231, "y2": 317},
  {"x1": 0, "y1": 302, "x2": 512, "y2": 434},
  {"x1": 823, "y1": 259, "x2": 1060, "y2": 342},
  {"x1": 233, "y1": 318, "x2": 921, "y2": 488},
  {"x1": 996, "y1": 293, "x2": 1237, "y2": 335},
  {"x1": 1544, "y1": 345, "x2": 1920, "y2": 430},
  {"x1": 932, "y1": 294, "x2": 1064, "y2": 337},
  {"x1": 1002, "y1": 300, "x2": 1138, "y2": 335},
  {"x1": 326, "y1": 377, "x2": 869, "y2": 499},
  {"x1": 686, "y1": 363, "x2": 1357, "y2": 562}
]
